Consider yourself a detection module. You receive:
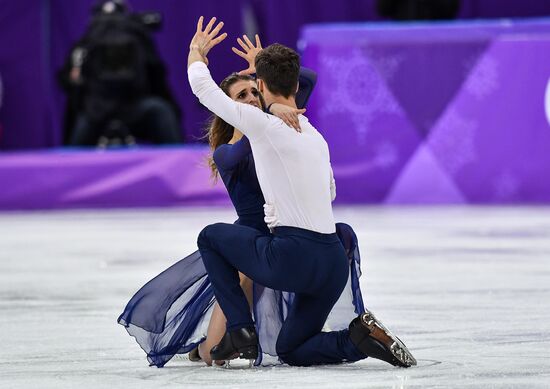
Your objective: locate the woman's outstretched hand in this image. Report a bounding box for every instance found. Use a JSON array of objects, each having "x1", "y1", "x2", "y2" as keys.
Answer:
[
  {"x1": 188, "y1": 16, "x2": 227, "y2": 68},
  {"x1": 270, "y1": 104, "x2": 306, "y2": 131},
  {"x1": 232, "y1": 34, "x2": 262, "y2": 75}
]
